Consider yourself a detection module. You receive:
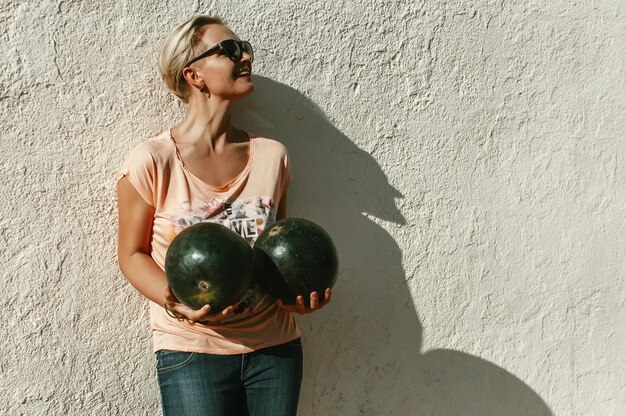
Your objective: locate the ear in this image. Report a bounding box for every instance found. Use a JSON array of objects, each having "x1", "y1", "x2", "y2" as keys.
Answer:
[{"x1": 182, "y1": 67, "x2": 204, "y2": 90}]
